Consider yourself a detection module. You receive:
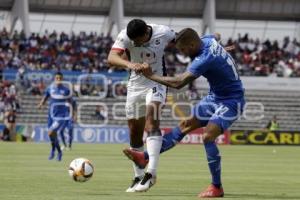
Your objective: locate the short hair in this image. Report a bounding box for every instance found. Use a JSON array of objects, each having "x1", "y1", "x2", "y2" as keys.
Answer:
[
  {"x1": 55, "y1": 71, "x2": 63, "y2": 78},
  {"x1": 126, "y1": 19, "x2": 148, "y2": 40},
  {"x1": 175, "y1": 28, "x2": 200, "y2": 46}
]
